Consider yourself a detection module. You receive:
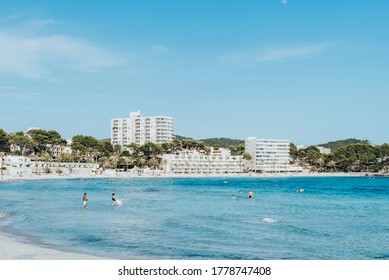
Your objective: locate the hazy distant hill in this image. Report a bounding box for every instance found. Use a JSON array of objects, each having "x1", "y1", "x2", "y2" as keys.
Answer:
[
  {"x1": 174, "y1": 135, "x2": 194, "y2": 140},
  {"x1": 317, "y1": 138, "x2": 371, "y2": 151},
  {"x1": 199, "y1": 137, "x2": 244, "y2": 148},
  {"x1": 174, "y1": 135, "x2": 244, "y2": 148}
]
